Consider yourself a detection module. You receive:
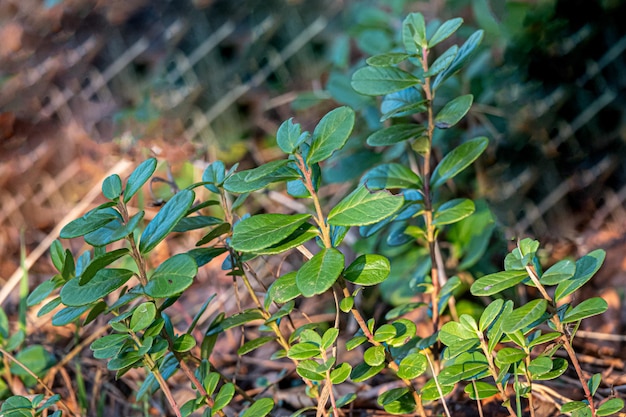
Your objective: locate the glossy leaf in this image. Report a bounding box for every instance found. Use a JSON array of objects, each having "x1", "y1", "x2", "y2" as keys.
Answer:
[
  {"x1": 206, "y1": 310, "x2": 264, "y2": 336},
  {"x1": 343, "y1": 254, "x2": 390, "y2": 286},
  {"x1": 144, "y1": 254, "x2": 197, "y2": 298},
  {"x1": 424, "y1": 45, "x2": 458, "y2": 77},
  {"x1": 213, "y1": 383, "x2": 235, "y2": 413},
  {"x1": 223, "y1": 166, "x2": 300, "y2": 194},
  {"x1": 433, "y1": 198, "x2": 475, "y2": 226},
  {"x1": 139, "y1": 190, "x2": 195, "y2": 254},
  {"x1": 597, "y1": 398, "x2": 624, "y2": 416},
  {"x1": 307, "y1": 107, "x2": 355, "y2": 164},
  {"x1": 351, "y1": 362, "x2": 385, "y2": 383},
  {"x1": 231, "y1": 213, "x2": 311, "y2": 253},
  {"x1": 465, "y1": 382, "x2": 499, "y2": 400},
  {"x1": 502, "y1": 299, "x2": 547, "y2": 333},
  {"x1": 296, "y1": 248, "x2": 344, "y2": 297},
  {"x1": 434, "y1": 94, "x2": 473, "y2": 129},
  {"x1": 266, "y1": 272, "x2": 300, "y2": 308},
  {"x1": 124, "y1": 158, "x2": 157, "y2": 203},
  {"x1": 471, "y1": 270, "x2": 528, "y2": 296},
  {"x1": 380, "y1": 88, "x2": 425, "y2": 121},
  {"x1": 366, "y1": 52, "x2": 410, "y2": 67},
  {"x1": 429, "y1": 17, "x2": 463, "y2": 48},
  {"x1": 84, "y1": 211, "x2": 143, "y2": 247},
  {"x1": 276, "y1": 118, "x2": 307, "y2": 154},
  {"x1": 366, "y1": 124, "x2": 426, "y2": 147},
  {"x1": 60, "y1": 268, "x2": 134, "y2": 307},
  {"x1": 364, "y1": 345, "x2": 386, "y2": 366},
  {"x1": 433, "y1": 29, "x2": 484, "y2": 90},
  {"x1": 130, "y1": 302, "x2": 156, "y2": 332},
  {"x1": 561, "y1": 402, "x2": 588, "y2": 413},
  {"x1": 173, "y1": 334, "x2": 196, "y2": 352},
  {"x1": 361, "y1": 163, "x2": 422, "y2": 190},
  {"x1": 202, "y1": 160, "x2": 226, "y2": 193},
  {"x1": 562, "y1": 297, "x2": 608, "y2": 323},
  {"x1": 60, "y1": 208, "x2": 119, "y2": 239},
  {"x1": 397, "y1": 352, "x2": 427, "y2": 379},
  {"x1": 102, "y1": 174, "x2": 123, "y2": 200},
  {"x1": 321, "y1": 328, "x2": 339, "y2": 351},
  {"x1": 438, "y1": 362, "x2": 489, "y2": 385},
  {"x1": 351, "y1": 66, "x2": 421, "y2": 96},
  {"x1": 240, "y1": 398, "x2": 274, "y2": 417},
  {"x1": 254, "y1": 223, "x2": 319, "y2": 255},
  {"x1": 479, "y1": 299, "x2": 504, "y2": 332},
  {"x1": 173, "y1": 215, "x2": 222, "y2": 232},
  {"x1": 541, "y1": 259, "x2": 576, "y2": 285},
  {"x1": 496, "y1": 347, "x2": 526, "y2": 365},
  {"x1": 330, "y1": 363, "x2": 352, "y2": 384},
  {"x1": 431, "y1": 137, "x2": 488, "y2": 189},
  {"x1": 79, "y1": 248, "x2": 129, "y2": 285},
  {"x1": 555, "y1": 250, "x2": 606, "y2": 302},
  {"x1": 328, "y1": 185, "x2": 403, "y2": 226},
  {"x1": 287, "y1": 343, "x2": 320, "y2": 360}
]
